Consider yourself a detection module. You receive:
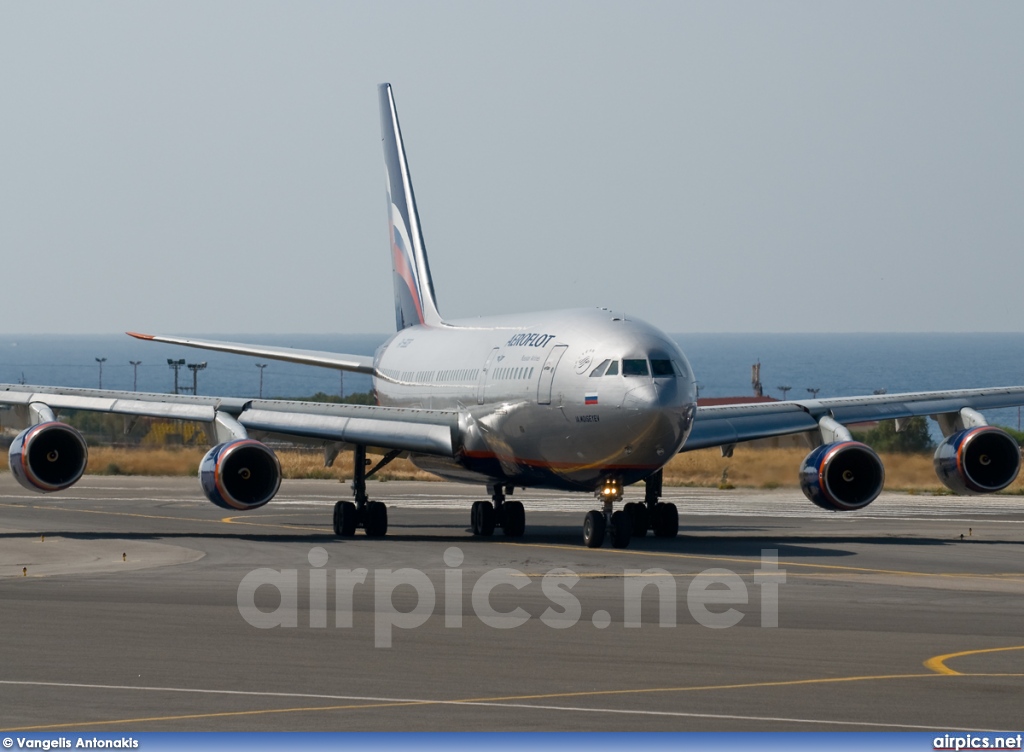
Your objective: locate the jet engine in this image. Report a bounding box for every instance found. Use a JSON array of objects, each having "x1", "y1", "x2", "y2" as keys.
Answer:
[
  {"x1": 199, "y1": 439, "x2": 282, "y2": 510},
  {"x1": 799, "y1": 441, "x2": 885, "y2": 511},
  {"x1": 933, "y1": 426, "x2": 1021, "y2": 495},
  {"x1": 8, "y1": 421, "x2": 89, "y2": 493}
]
